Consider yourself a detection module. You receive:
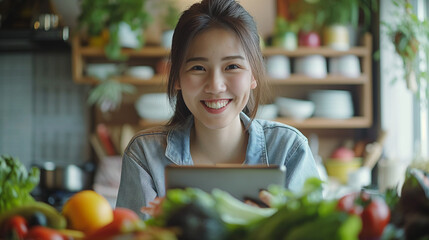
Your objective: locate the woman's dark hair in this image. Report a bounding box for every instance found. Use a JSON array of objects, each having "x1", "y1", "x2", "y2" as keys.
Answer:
[{"x1": 167, "y1": 0, "x2": 266, "y2": 127}]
